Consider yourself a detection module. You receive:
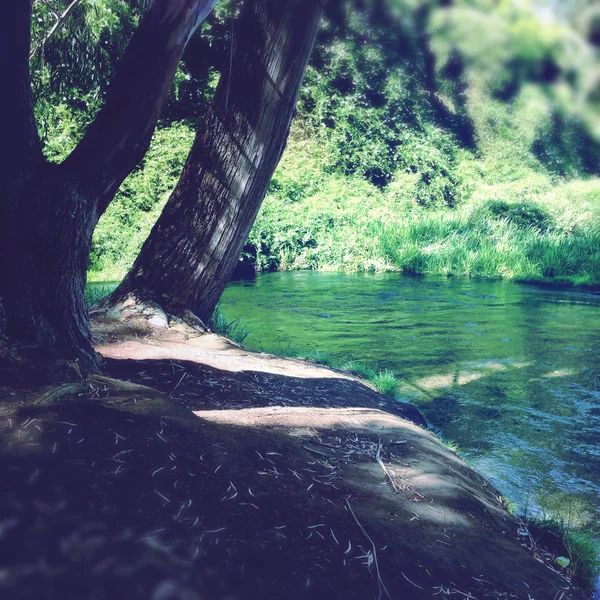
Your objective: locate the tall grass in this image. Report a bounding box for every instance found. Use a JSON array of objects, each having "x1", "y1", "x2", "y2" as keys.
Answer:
[
  {"x1": 209, "y1": 309, "x2": 250, "y2": 345},
  {"x1": 369, "y1": 212, "x2": 600, "y2": 285},
  {"x1": 369, "y1": 369, "x2": 400, "y2": 396},
  {"x1": 340, "y1": 360, "x2": 377, "y2": 380},
  {"x1": 84, "y1": 284, "x2": 114, "y2": 308},
  {"x1": 248, "y1": 178, "x2": 600, "y2": 287}
]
